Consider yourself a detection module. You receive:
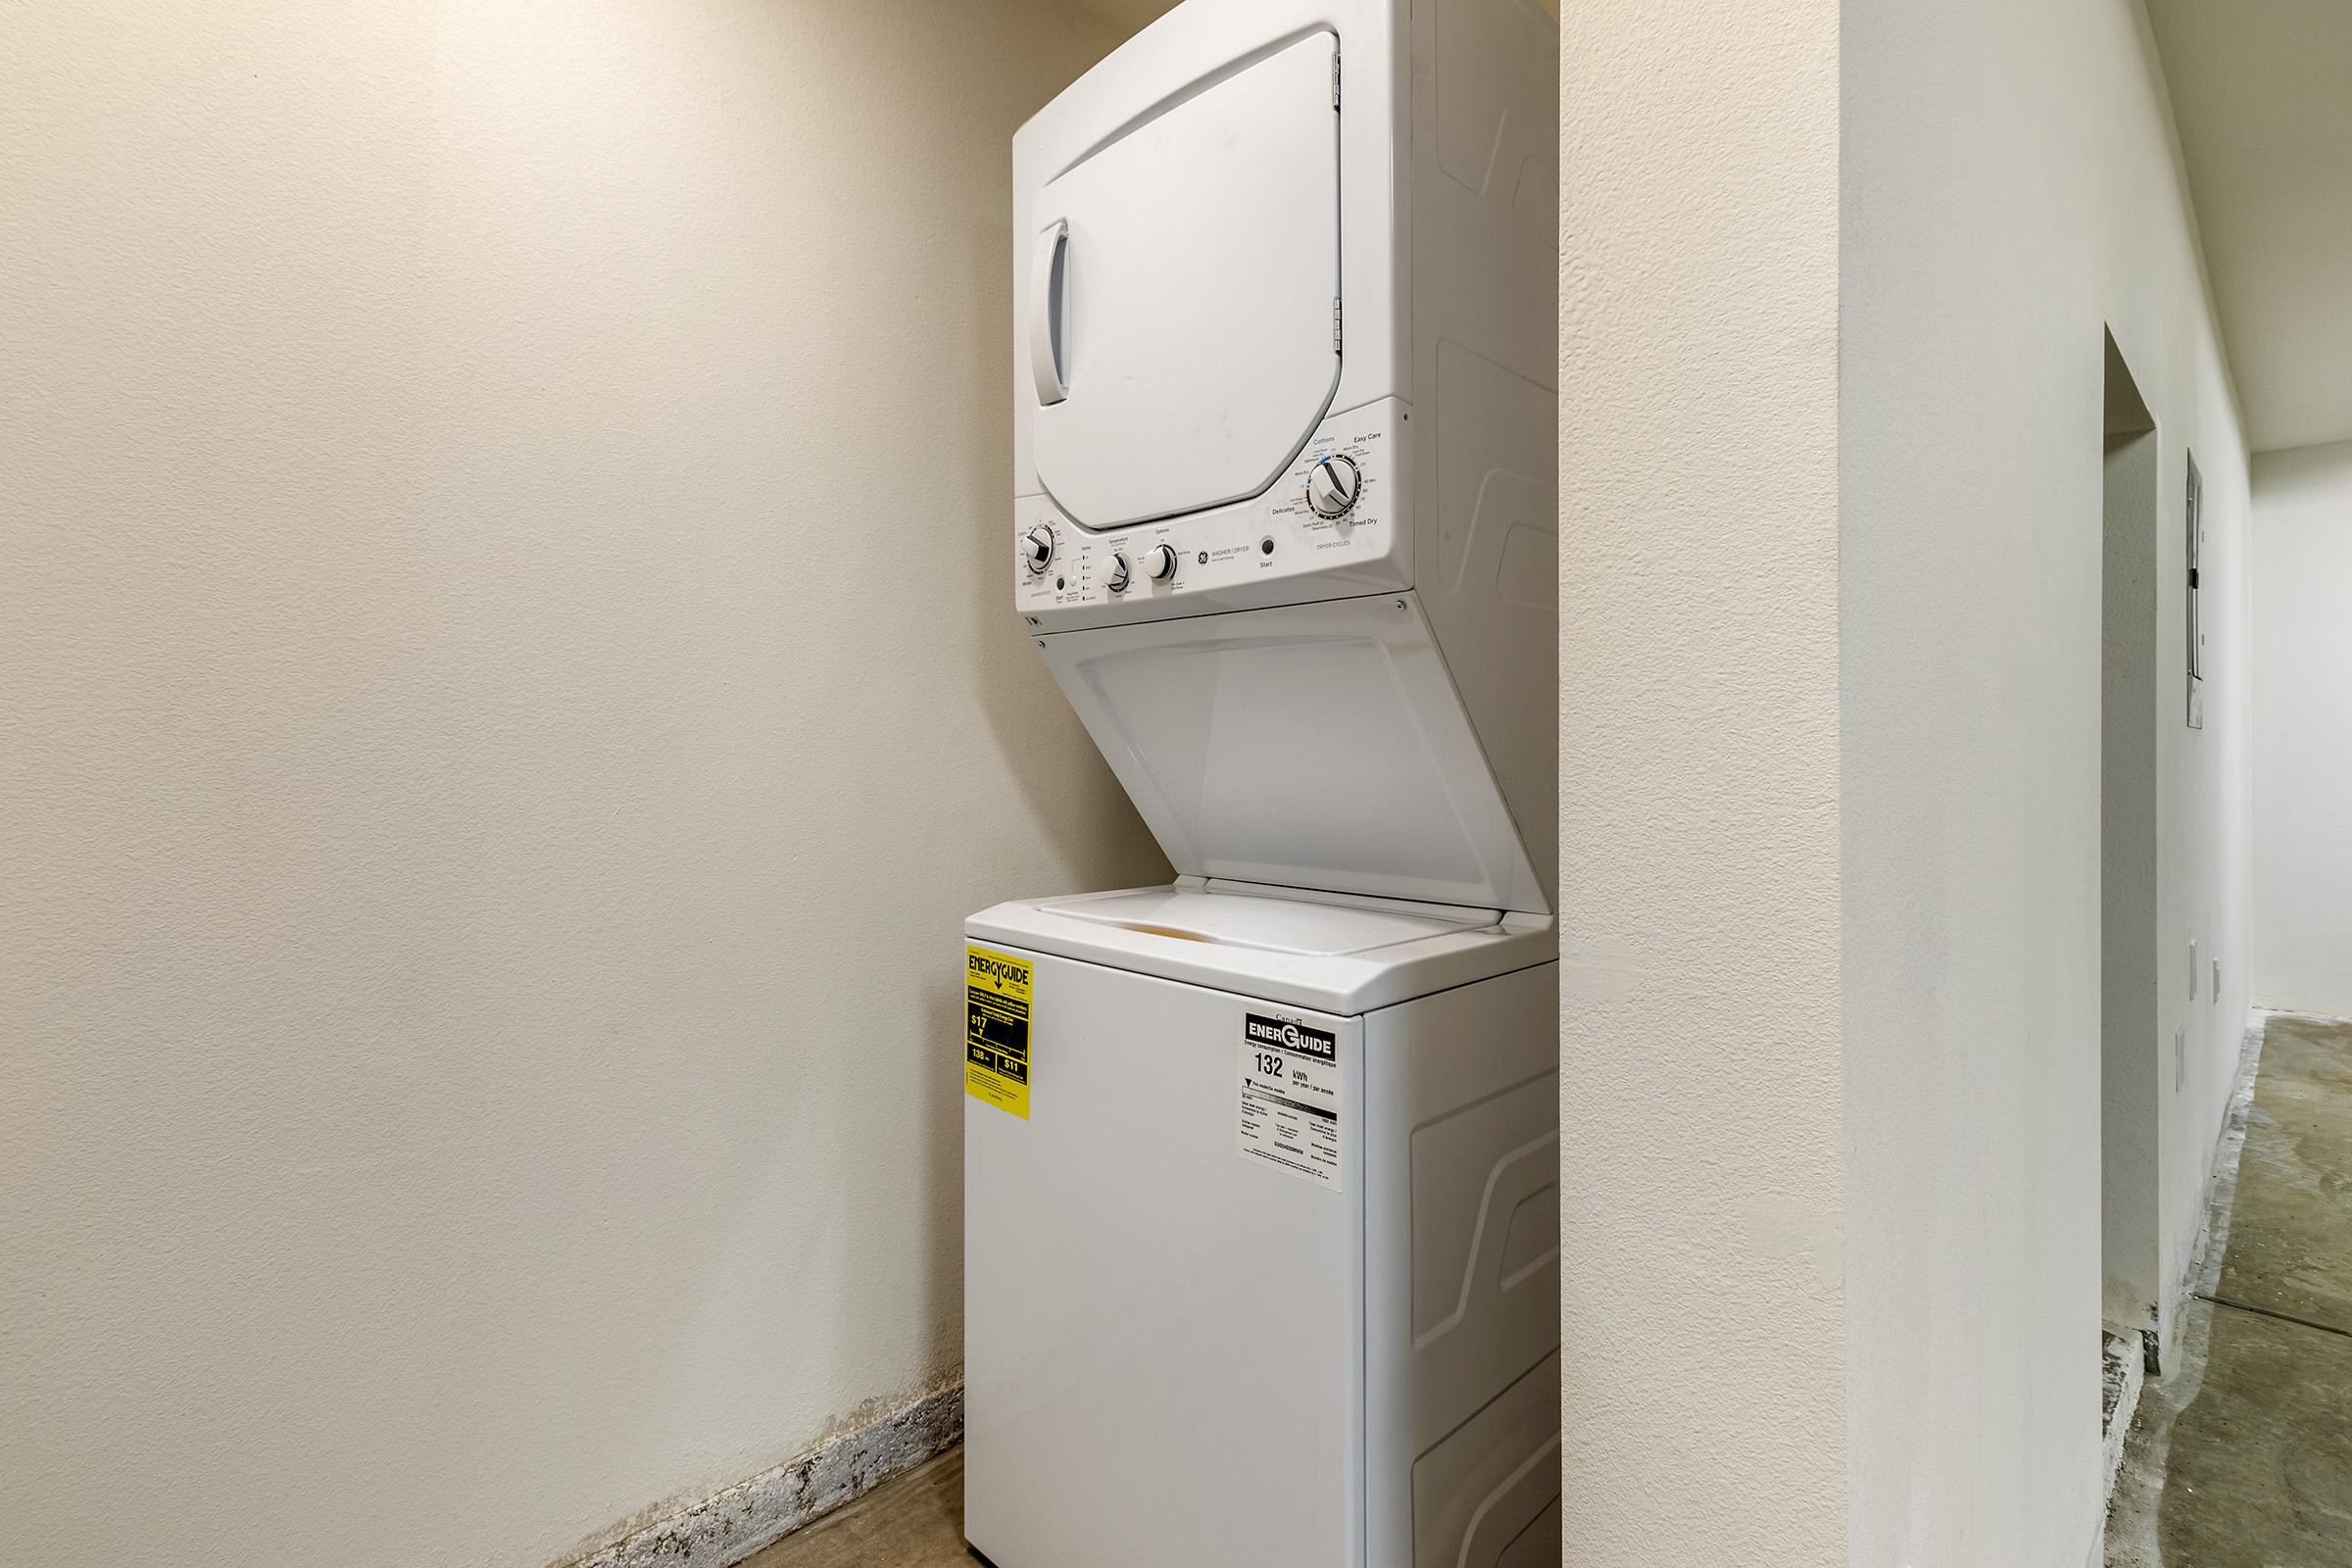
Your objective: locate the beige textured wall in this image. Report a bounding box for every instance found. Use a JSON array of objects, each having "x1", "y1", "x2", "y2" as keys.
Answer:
[
  {"x1": 1556, "y1": 1, "x2": 1847, "y2": 1560},
  {"x1": 0, "y1": 3, "x2": 1163, "y2": 1564}
]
